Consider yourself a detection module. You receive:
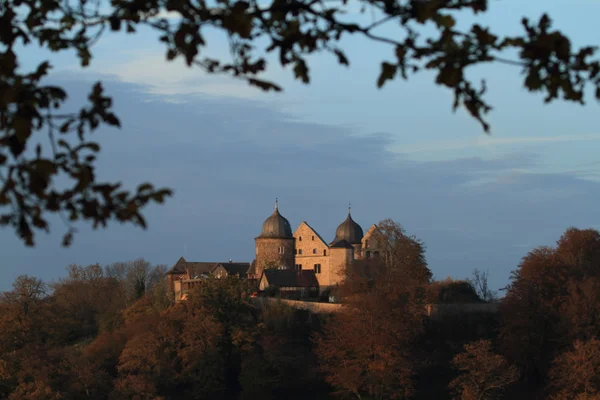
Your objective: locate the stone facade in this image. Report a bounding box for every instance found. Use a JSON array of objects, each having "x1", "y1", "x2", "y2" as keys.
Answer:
[
  {"x1": 361, "y1": 224, "x2": 382, "y2": 259},
  {"x1": 327, "y1": 247, "x2": 353, "y2": 286},
  {"x1": 289, "y1": 221, "x2": 359, "y2": 292},
  {"x1": 254, "y1": 237, "x2": 295, "y2": 277},
  {"x1": 293, "y1": 222, "x2": 331, "y2": 287}
]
